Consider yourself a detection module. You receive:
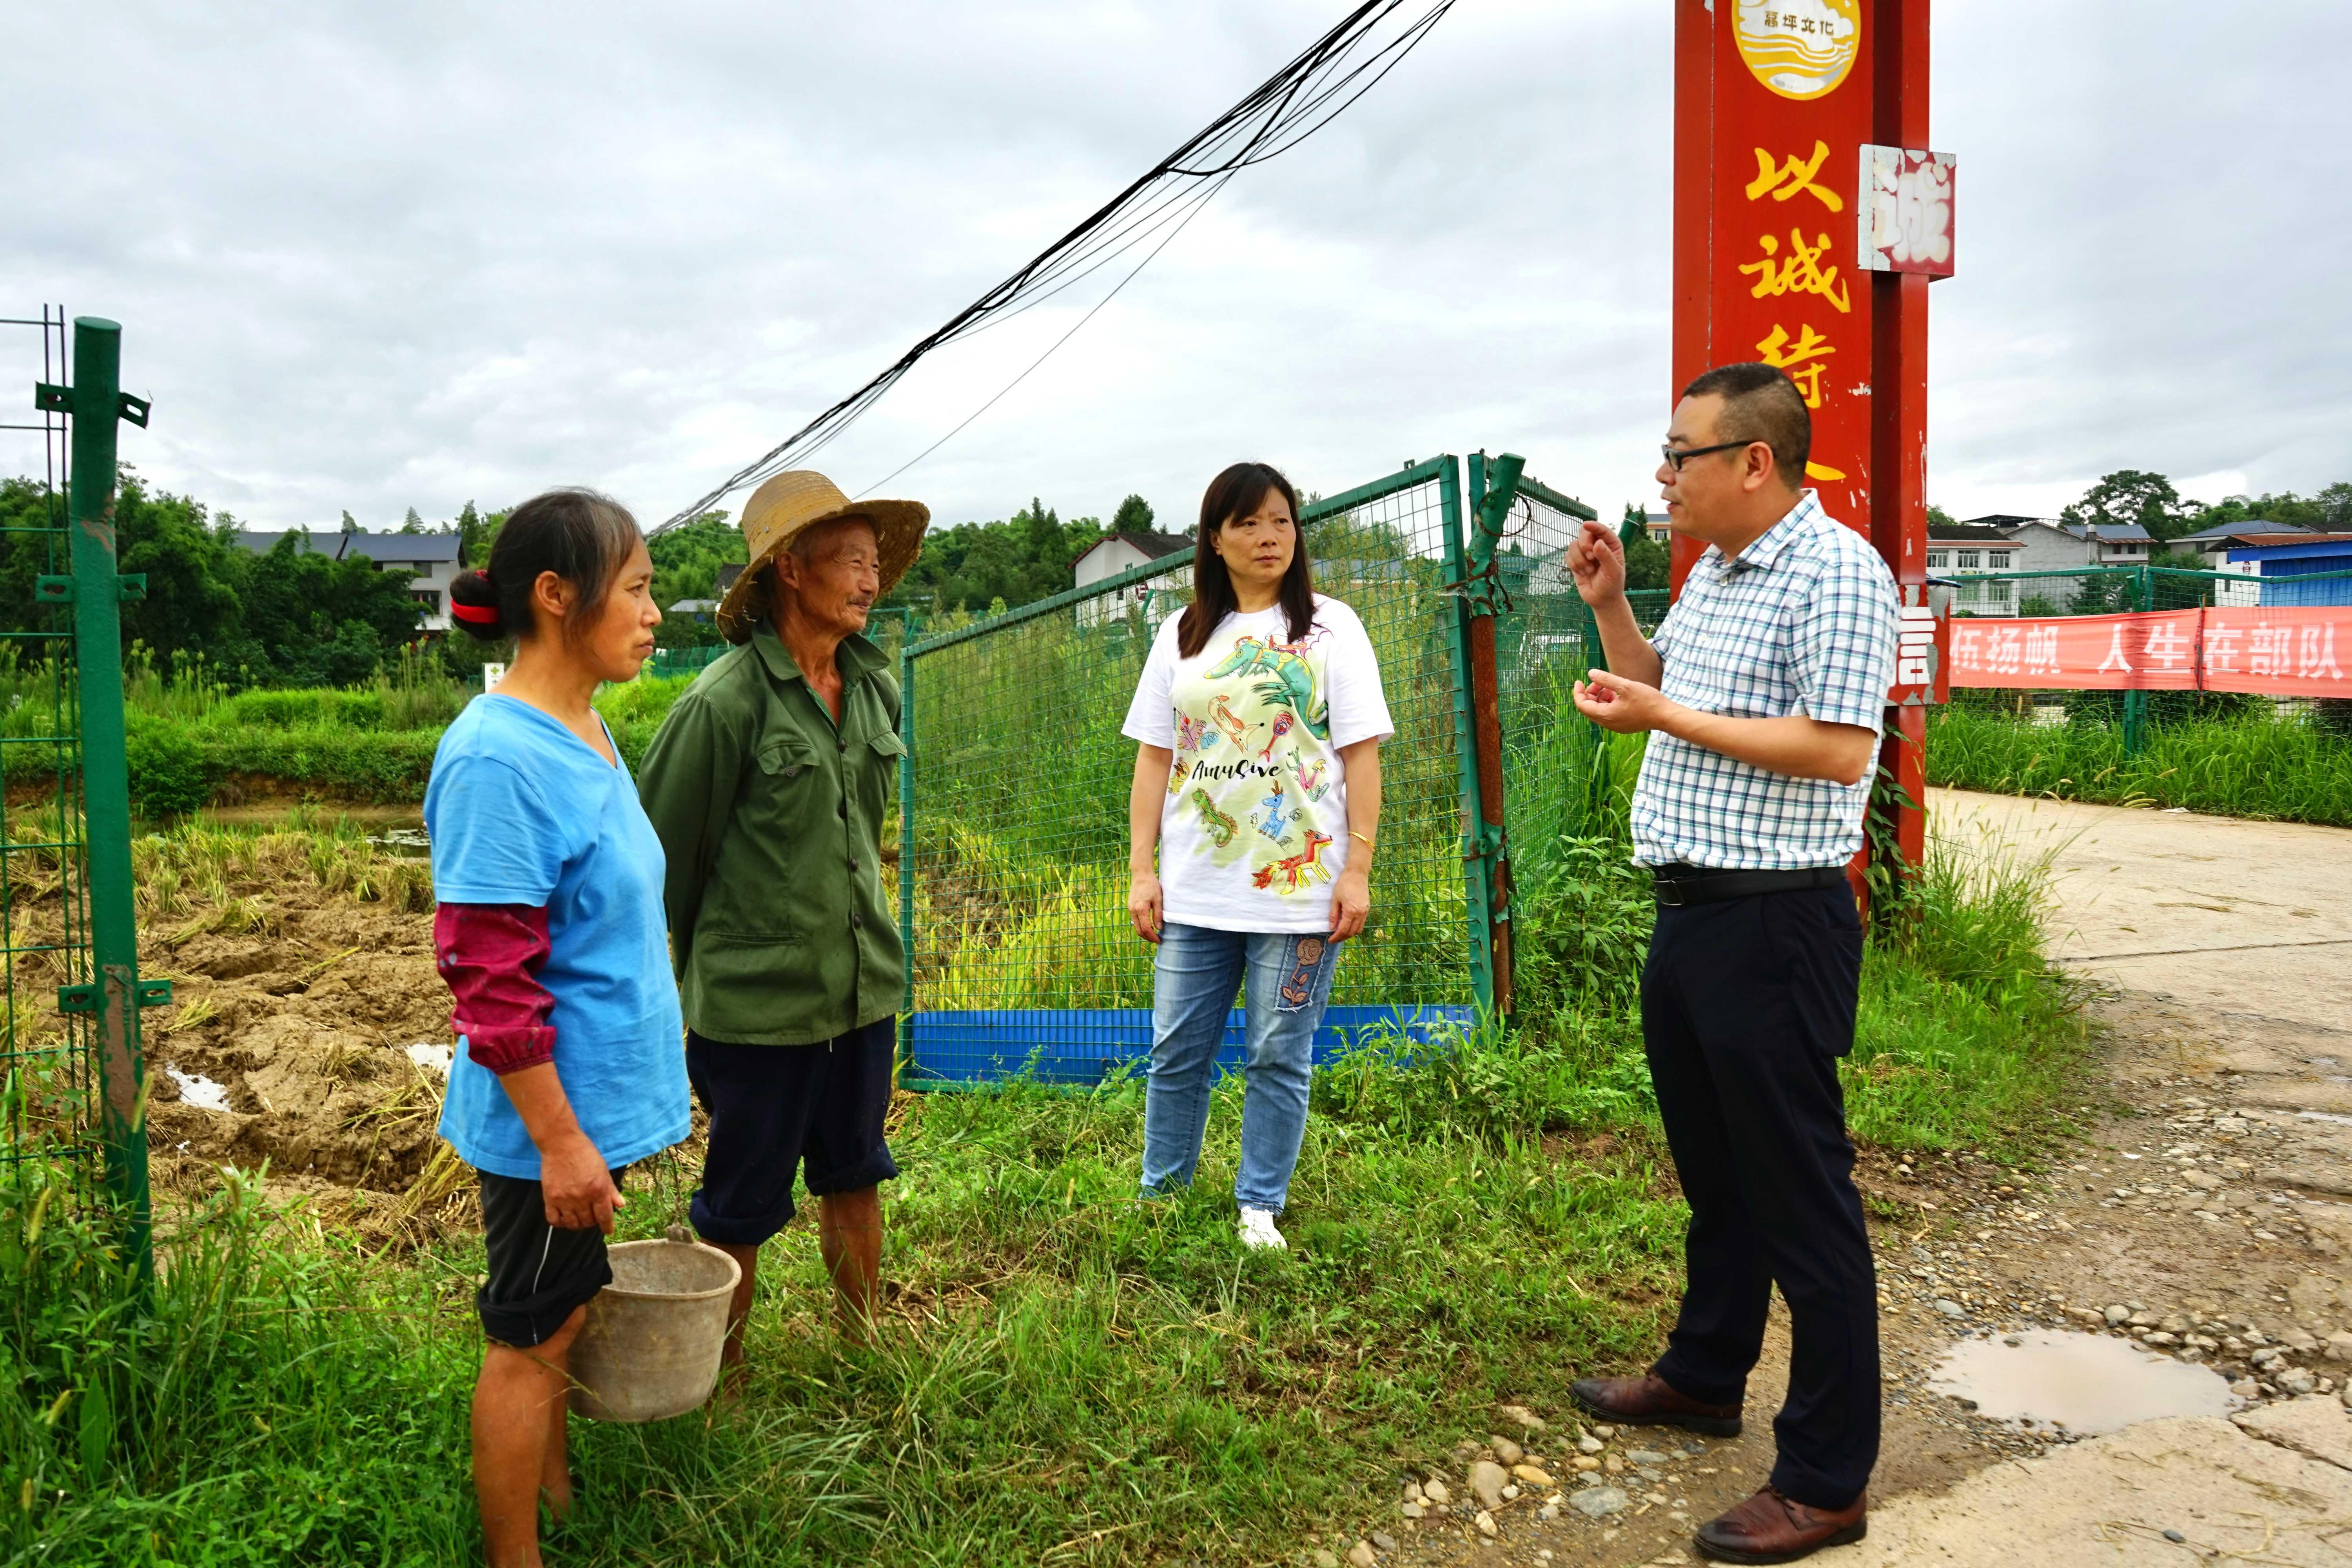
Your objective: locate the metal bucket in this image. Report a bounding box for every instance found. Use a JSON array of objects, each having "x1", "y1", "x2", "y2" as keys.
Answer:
[{"x1": 567, "y1": 1226, "x2": 740, "y2": 1422}]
